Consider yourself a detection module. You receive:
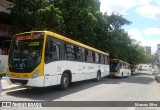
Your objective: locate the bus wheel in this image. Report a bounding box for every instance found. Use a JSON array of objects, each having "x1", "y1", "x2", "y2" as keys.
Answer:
[
  {"x1": 60, "y1": 73, "x2": 70, "y2": 90},
  {"x1": 96, "y1": 72, "x2": 101, "y2": 82}
]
